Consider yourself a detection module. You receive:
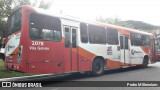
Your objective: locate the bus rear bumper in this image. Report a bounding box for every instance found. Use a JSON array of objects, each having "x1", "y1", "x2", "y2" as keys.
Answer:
[{"x1": 4, "y1": 62, "x2": 20, "y2": 71}]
